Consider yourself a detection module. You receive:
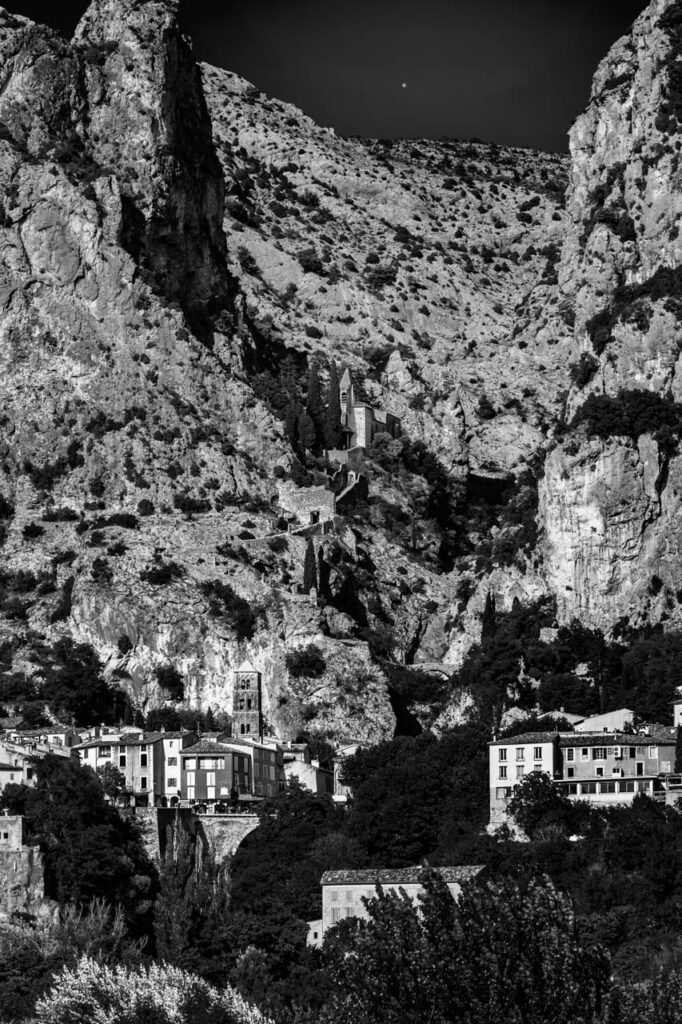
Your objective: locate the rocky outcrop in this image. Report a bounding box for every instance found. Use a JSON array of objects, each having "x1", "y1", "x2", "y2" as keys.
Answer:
[
  {"x1": 540, "y1": 433, "x2": 682, "y2": 628},
  {"x1": 543, "y1": 0, "x2": 682, "y2": 628}
]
